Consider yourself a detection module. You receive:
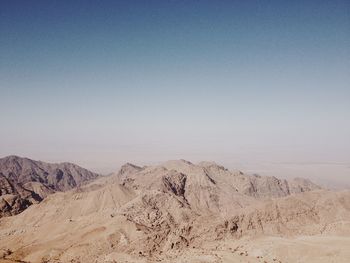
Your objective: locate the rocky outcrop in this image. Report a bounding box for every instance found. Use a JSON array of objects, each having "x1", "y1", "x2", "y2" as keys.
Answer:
[
  {"x1": 162, "y1": 170, "x2": 187, "y2": 197},
  {"x1": 0, "y1": 173, "x2": 41, "y2": 217},
  {"x1": 0, "y1": 159, "x2": 339, "y2": 263},
  {"x1": 198, "y1": 161, "x2": 321, "y2": 198},
  {"x1": 118, "y1": 160, "x2": 322, "y2": 214},
  {"x1": 0, "y1": 156, "x2": 100, "y2": 217},
  {"x1": 0, "y1": 156, "x2": 99, "y2": 191},
  {"x1": 212, "y1": 190, "x2": 350, "y2": 240},
  {"x1": 117, "y1": 163, "x2": 143, "y2": 179}
]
